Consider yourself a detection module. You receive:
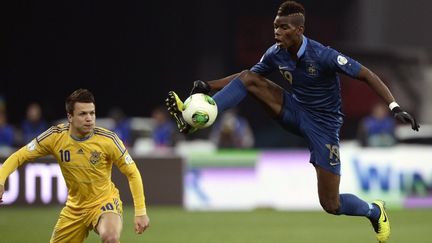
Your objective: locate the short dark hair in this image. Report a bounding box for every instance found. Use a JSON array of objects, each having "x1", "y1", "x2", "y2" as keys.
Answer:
[
  {"x1": 65, "y1": 89, "x2": 95, "y2": 114},
  {"x1": 278, "y1": 1, "x2": 305, "y2": 17}
]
